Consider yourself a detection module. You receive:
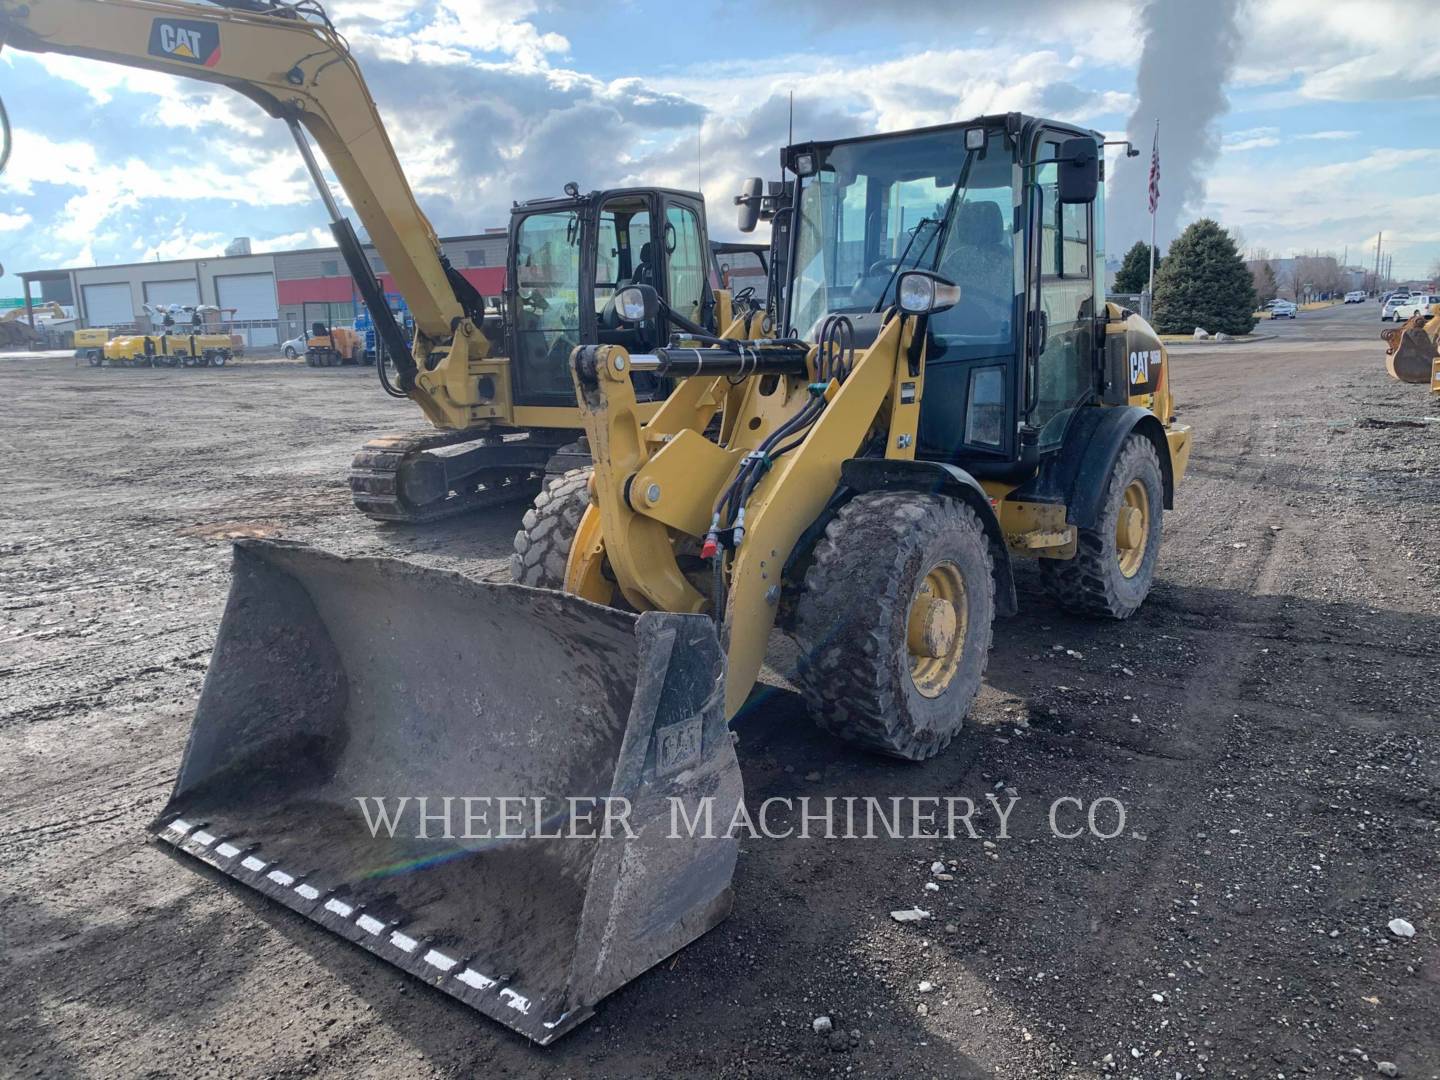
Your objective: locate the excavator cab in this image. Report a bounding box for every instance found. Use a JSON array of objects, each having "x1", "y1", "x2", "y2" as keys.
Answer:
[{"x1": 506, "y1": 187, "x2": 716, "y2": 404}]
